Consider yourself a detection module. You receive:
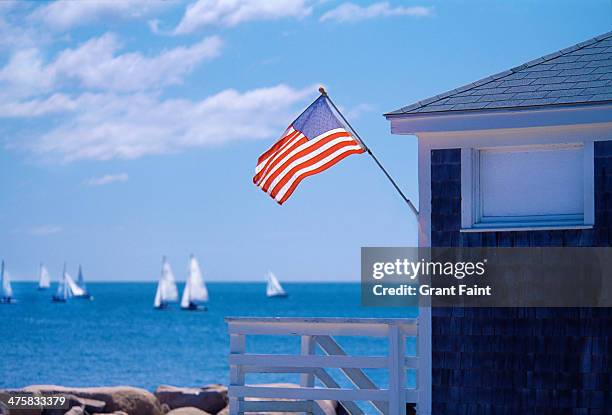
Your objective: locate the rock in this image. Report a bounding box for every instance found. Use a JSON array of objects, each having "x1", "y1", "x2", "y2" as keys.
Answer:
[
  {"x1": 0, "y1": 390, "x2": 42, "y2": 415},
  {"x1": 42, "y1": 394, "x2": 106, "y2": 415},
  {"x1": 63, "y1": 407, "x2": 84, "y2": 415},
  {"x1": 243, "y1": 383, "x2": 336, "y2": 415},
  {"x1": 75, "y1": 396, "x2": 106, "y2": 413},
  {"x1": 161, "y1": 403, "x2": 171, "y2": 413},
  {"x1": 155, "y1": 385, "x2": 227, "y2": 414},
  {"x1": 166, "y1": 407, "x2": 211, "y2": 415},
  {"x1": 23, "y1": 386, "x2": 163, "y2": 415}
]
